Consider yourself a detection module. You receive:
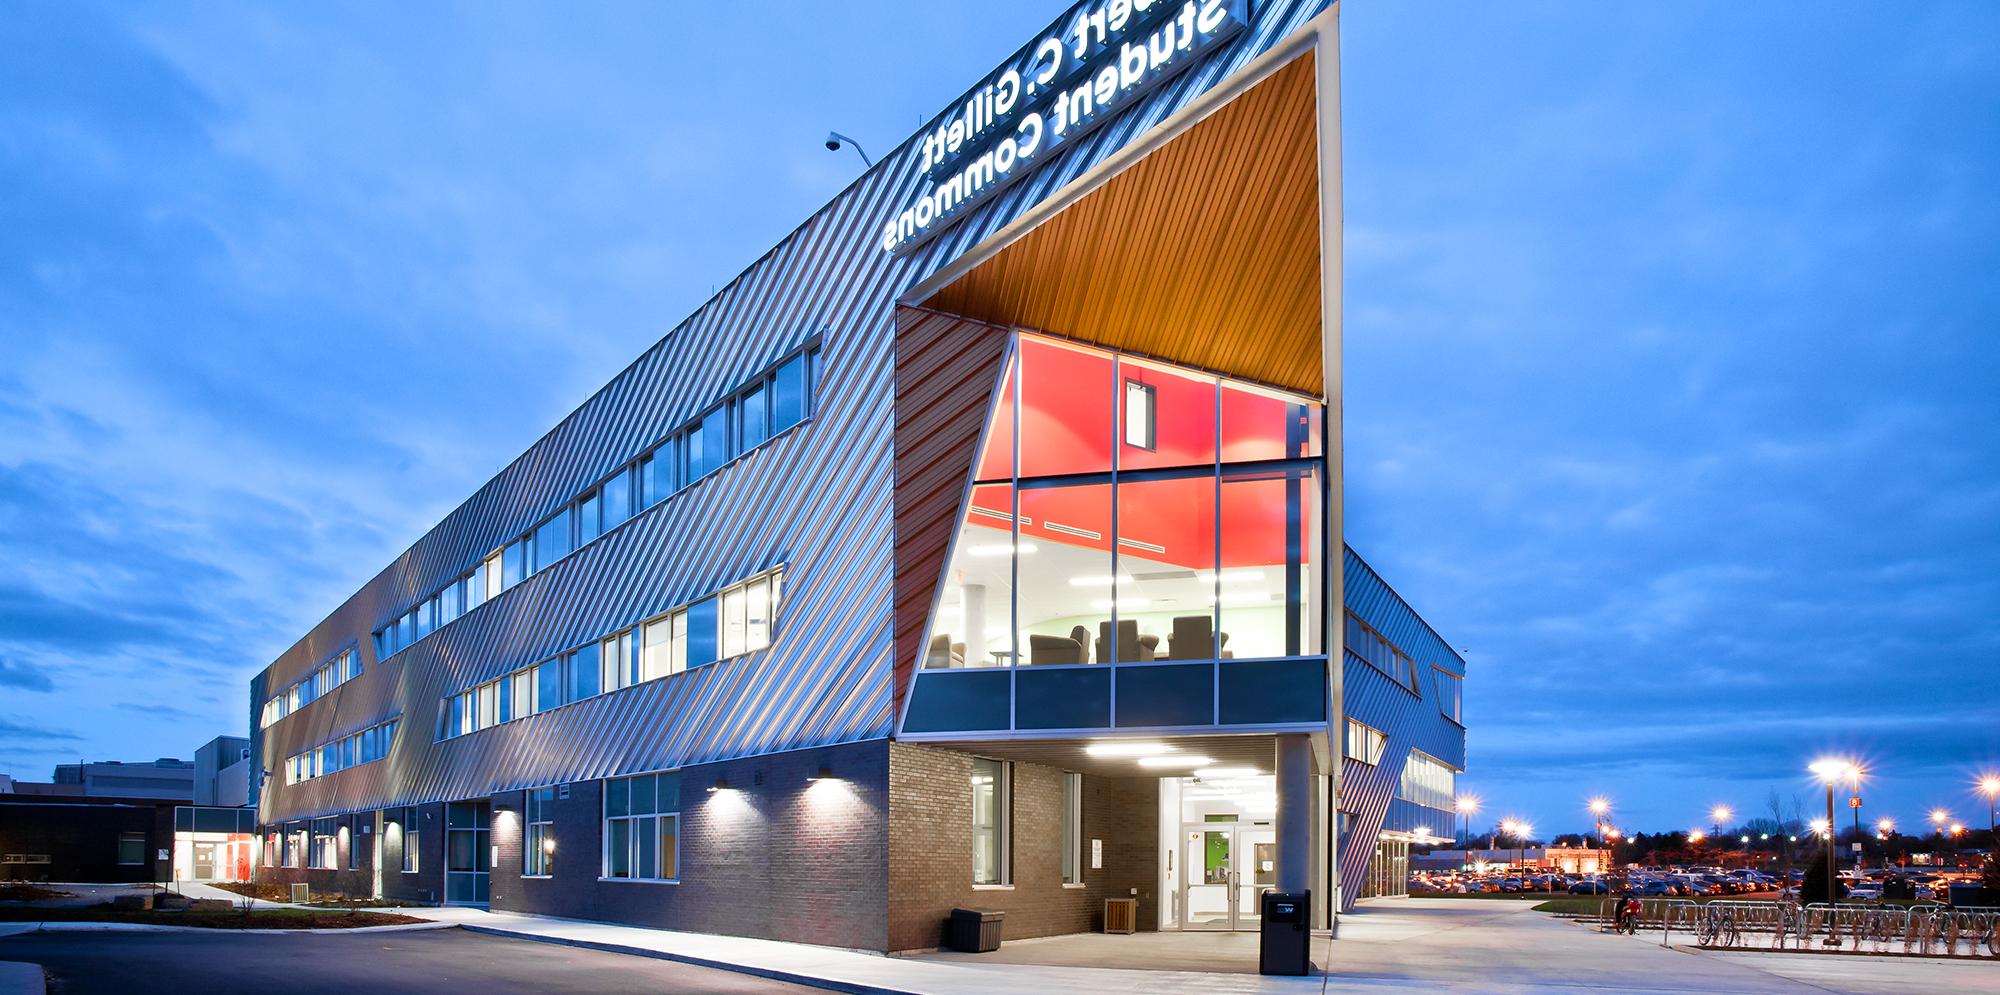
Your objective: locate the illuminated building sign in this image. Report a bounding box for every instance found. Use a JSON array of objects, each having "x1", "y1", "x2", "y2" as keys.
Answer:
[{"x1": 880, "y1": 0, "x2": 1247, "y2": 254}]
